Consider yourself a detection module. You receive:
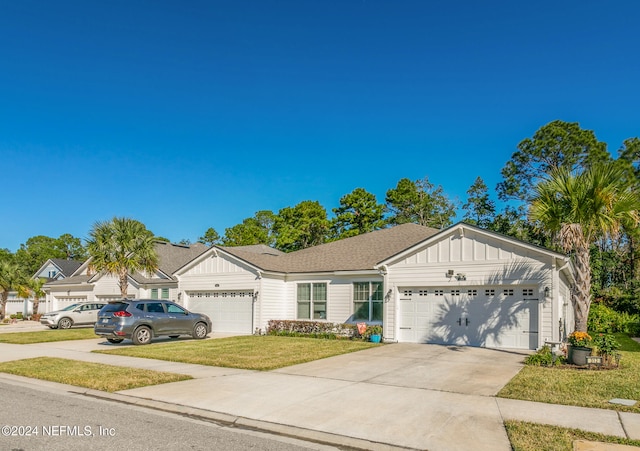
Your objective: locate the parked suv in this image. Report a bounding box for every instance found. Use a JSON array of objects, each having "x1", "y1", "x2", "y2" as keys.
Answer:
[
  {"x1": 94, "y1": 299, "x2": 212, "y2": 345},
  {"x1": 40, "y1": 302, "x2": 107, "y2": 329}
]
